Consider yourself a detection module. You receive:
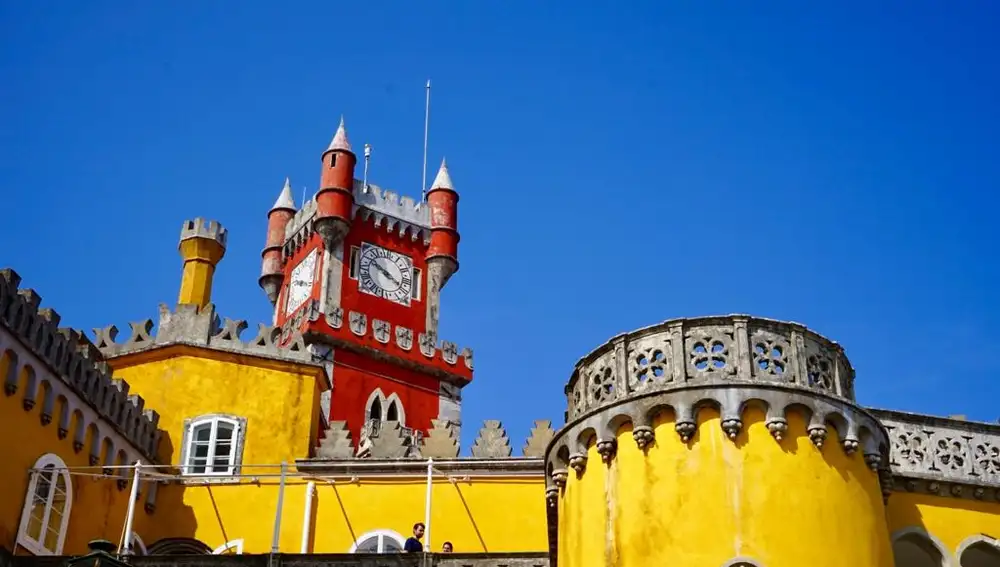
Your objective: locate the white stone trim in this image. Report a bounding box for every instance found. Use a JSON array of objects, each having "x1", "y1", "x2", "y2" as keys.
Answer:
[
  {"x1": 213, "y1": 539, "x2": 244, "y2": 555},
  {"x1": 16, "y1": 453, "x2": 73, "y2": 555},
  {"x1": 890, "y1": 526, "x2": 956, "y2": 567},
  {"x1": 348, "y1": 529, "x2": 405, "y2": 553},
  {"x1": 956, "y1": 534, "x2": 1000, "y2": 562}
]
